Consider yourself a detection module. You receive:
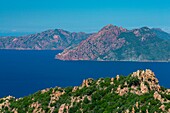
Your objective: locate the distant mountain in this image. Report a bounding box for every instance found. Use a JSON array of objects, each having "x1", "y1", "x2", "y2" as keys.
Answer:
[
  {"x1": 1, "y1": 25, "x2": 170, "y2": 61},
  {"x1": 0, "y1": 29, "x2": 91, "y2": 50},
  {"x1": 0, "y1": 69, "x2": 170, "y2": 112},
  {"x1": 56, "y1": 24, "x2": 170, "y2": 62},
  {"x1": 151, "y1": 28, "x2": 170, "y2": 40}
]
